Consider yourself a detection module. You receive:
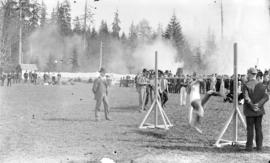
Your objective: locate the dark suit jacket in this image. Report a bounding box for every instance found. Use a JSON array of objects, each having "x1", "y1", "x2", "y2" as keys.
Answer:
[{"x1": 243, "y1": 79, "x2": 269, "y2": 117}]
